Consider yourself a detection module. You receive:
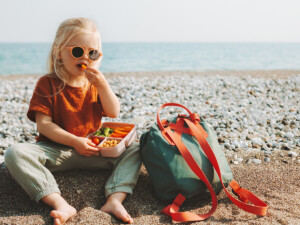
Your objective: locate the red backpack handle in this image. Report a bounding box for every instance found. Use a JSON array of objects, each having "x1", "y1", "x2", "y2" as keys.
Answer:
[
  {"x1": 156, "y1": 103, "x2": 193, "y2": 131},
  {"x1": 157, "y1": 103, "x2": 203, "y2": 145}
]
